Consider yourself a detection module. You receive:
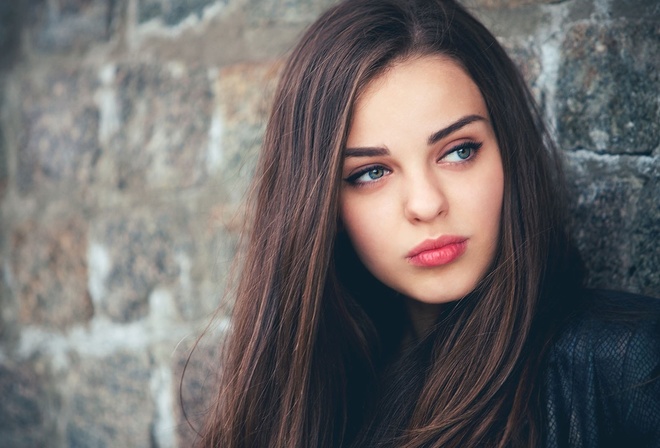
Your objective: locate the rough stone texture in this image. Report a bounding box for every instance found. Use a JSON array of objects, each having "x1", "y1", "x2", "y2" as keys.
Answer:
[
  {"x1": 556, "y1": 22, "x2": 660, "y2": 155},
  {"x1": 567, "y1": 165, "x2": 640, "y2": 290},
  {"x1": 18, "y1": 65, "x2": 99, "y2": 194},
  {"x1": 501, "y1": 38, "x2": 544, "y2": 105},
  {"x1": 610, "y1": 0, "x2": 660, "y2": 20},
  {"x1": 0, "y1": 116, "x2": 7, "y2": 200},
  {"x1": 213, "y1": 61, "x2": 281, "y2": 200},
  {"x1": 0, "y1": 361, "x2": 57, "y2": 447},
  {"x1": 173, "y1": 334, "x2": 221, "y2": 446},
  {"x1": 0, "y1": 250, "x2": 8, "y2": 341},
  {"x1": 465, "y1": 0, "x2": 564, "y2": 8},
  {"x1": 468, "y1": 4, "x2": 550, "y2": 38},
  {"x1": 103, "y1": 63, "x2": 213, "y2": 191},
  {"x1": 0, "y1": 2, "x2": 22, "y2": 70},
  {"x1": 90, "y1": 208, "x2": 194, "y2": 322},
  {"x1": 245, "y1": 0, "x2": 338, "y2": 23},
  {"x1": 64, "y1": 351, "x2": 153, "y2": 447},
  {"x1": 565, "y1": 0, "x2": 595, "y2": 22},
  {"x1": 628, "y1": 162, "x2": 660, "y2": 297},
  {"x1": 566, "y1": 153, "x2": 660, "y2": 297},
  {"x1": 138, "y1": 0, "x2": 225, "y2": 25},
  {"x1": 11, "y1": 216, "x2": 93, "y2": 331},
  {"x1": 26, "y1": 0, "x2": 121, "y2": 53},
  {"x1": 171, "y1": 214, "x2": 237, "y2": 321}
]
